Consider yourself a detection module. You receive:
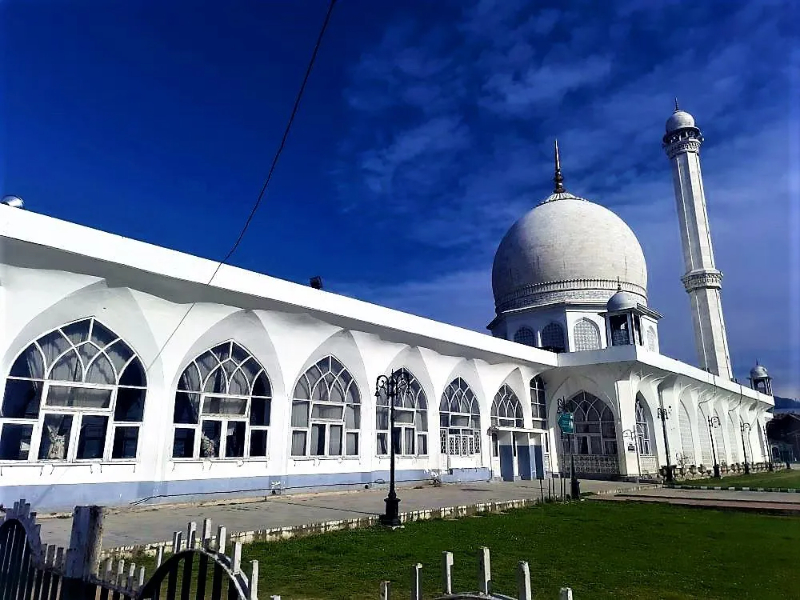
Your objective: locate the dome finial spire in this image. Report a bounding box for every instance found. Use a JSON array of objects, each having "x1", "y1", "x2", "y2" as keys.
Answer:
[
  {"x1": 616, "y1": 276, "x2": 622, "y2": 292},
  {"x1": 553, "y1": 139, "x2": 565, "y2": 193},
  {"x1": 674, "y1": 97, "x2": 680, "y2": 112}
]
